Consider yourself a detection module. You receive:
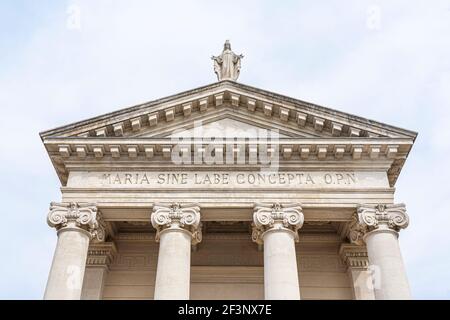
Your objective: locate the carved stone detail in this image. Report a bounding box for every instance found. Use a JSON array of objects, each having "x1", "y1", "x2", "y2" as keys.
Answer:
[
  {"x1": 252, "y1": 202, "x2": 304, "y2": 244},
  {"x1": 348, "y1": 214, "x2": 367, "y2": 246},
  {"x1": 339, "y1": 244, "x2": 370, "y2": 270},
  {"x1": 86, "y1": 242, "x2": 117, "y2": 267},
  {"x1": 47, "y1": 202, "x2": 106, "y2": 241},
  {"x1": 151, "y1": 203, "x2": 202, "y2": 244},
  {"x1": 349, "y1": 203, "x2": 409, "y2": 245}
]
